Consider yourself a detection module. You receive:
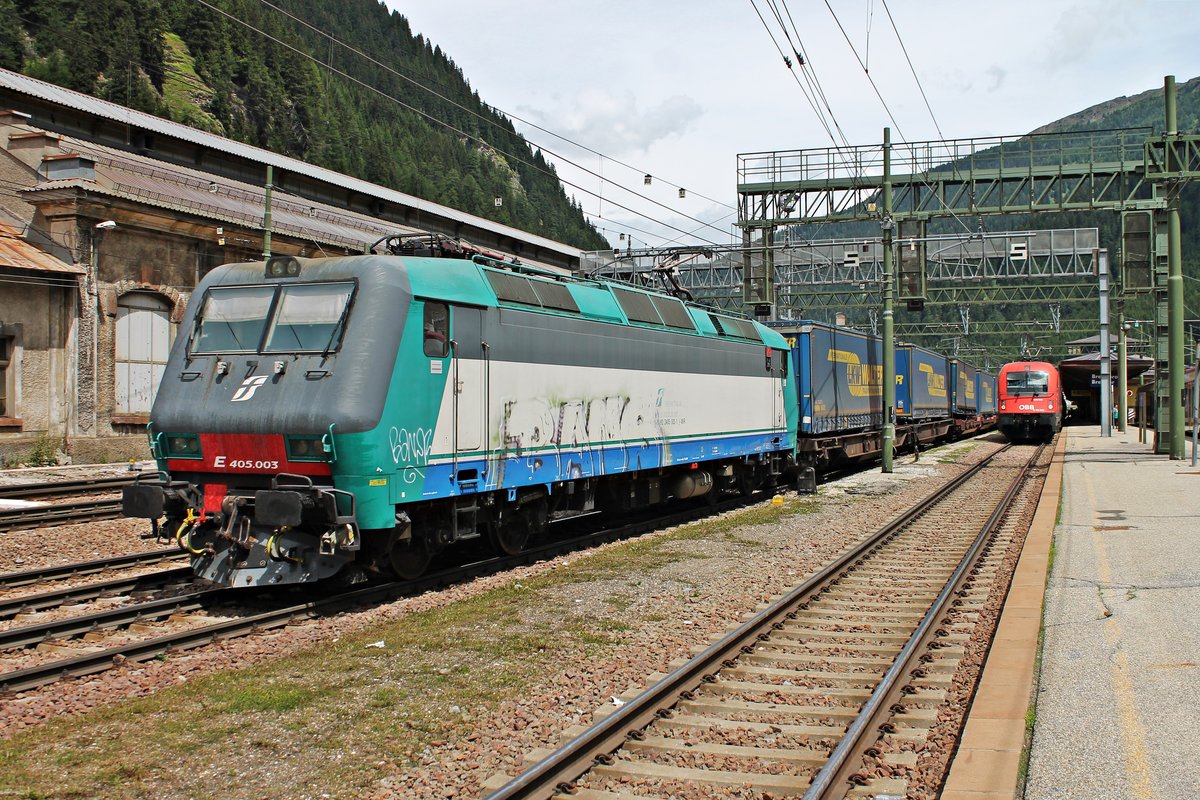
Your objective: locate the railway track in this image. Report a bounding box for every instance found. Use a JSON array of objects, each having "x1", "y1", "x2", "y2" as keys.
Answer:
[
  {"x1": 485, "y1": 441, "x2": 1048, "y2": 800},
  {"x1": 0, "y1": 549, "x2": 185, "y2": 590},
  {"x1": 0, "y1": 492, "x2": 761, "y2": 695},
  {"x1": 0, "y1": 498, "x2": 125, "y2": 533},
  {"x1": 0, "y1": 475, "x2": 138, "y2": 500},
  {"x1": 0, "y1": 566, "x2": 194, "y2": 619}
]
